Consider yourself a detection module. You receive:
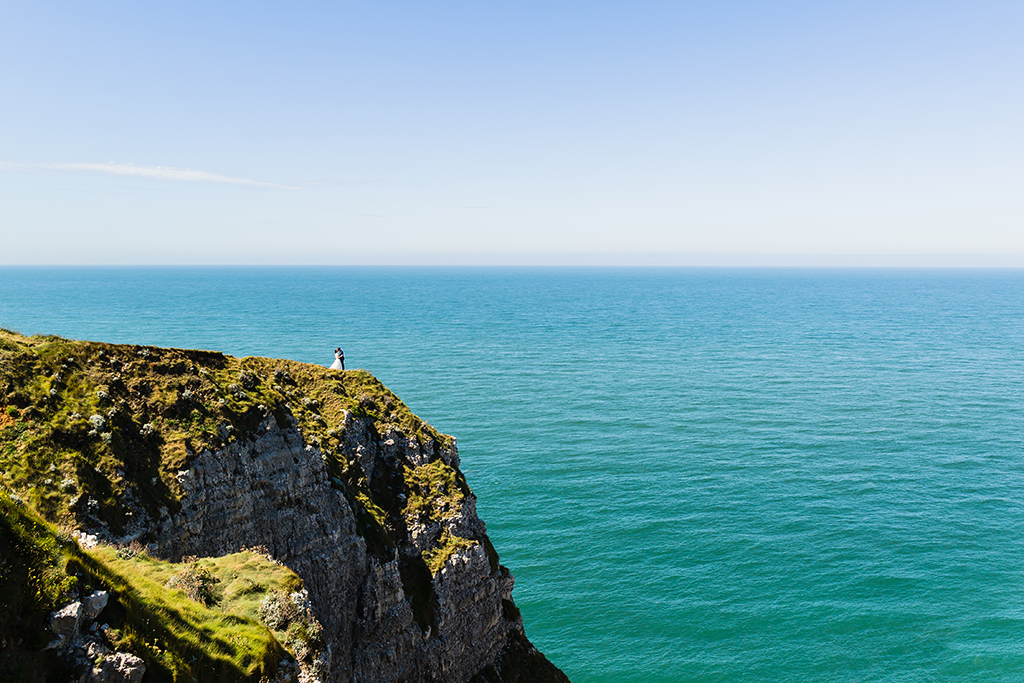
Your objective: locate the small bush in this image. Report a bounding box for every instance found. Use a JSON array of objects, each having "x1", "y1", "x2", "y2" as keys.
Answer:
[
  {"x1": 239, "y1": 544, "x2": 272, "y2": 560},
  {"x1": 166, "y1": 557, "x2": 220, "y2": 606},
  {"x1": 116, "y1": 540, "x2": 146, "y2": 560},
  {"x1": 257, "y1": 590, "x2": 299, "y2": 631},
  {"x1": 5, "y1": 406, "x2": 16, "y2": 417},
  {"x1": 258, "y1": 589, "x2": 324, "y2": 663}
]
